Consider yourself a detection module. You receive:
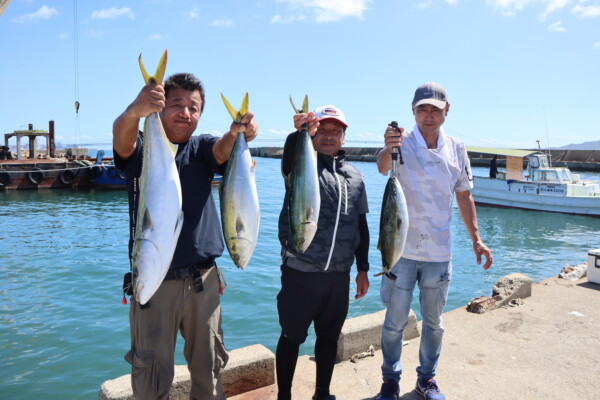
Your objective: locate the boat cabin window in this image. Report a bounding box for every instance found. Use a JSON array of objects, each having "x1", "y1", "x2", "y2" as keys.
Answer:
[
  {"x1": 558, "y1": 169, "x2": 572, "y2": 182},
  {"x1": 529, "y1": 157, "x2": 539, "y2": 168},
  {"x1": 529, "y1": 155, "x2": 550, "y2": 169},
  {"x1": 533, "y1": 170, "x2": 559, "y2": 182}
]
